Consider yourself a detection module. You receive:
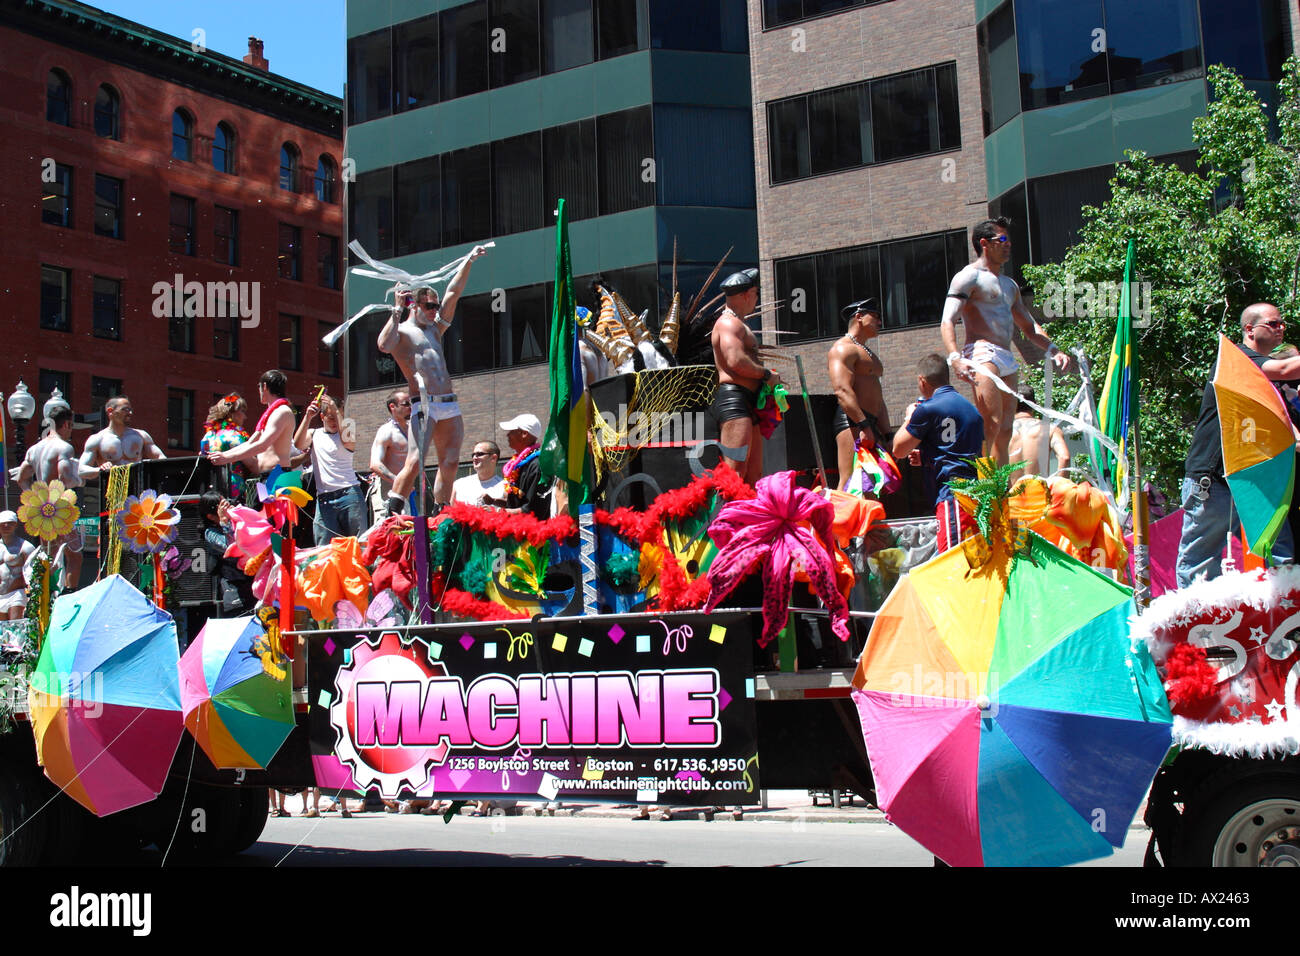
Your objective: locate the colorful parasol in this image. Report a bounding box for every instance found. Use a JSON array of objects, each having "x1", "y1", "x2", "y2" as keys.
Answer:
[
  {"x1": 851, "y1": 533, "x2": 1172, "y2": 866},
  {"x1": 179, "y1": 615, "x2": 294, "y2": 770},
  {"x1": 1214, "y1": 333, "x2": 1296, "y2": 559},
  {"x1": 26, "y1": 575, "x2": 184, "y2": 817}
]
